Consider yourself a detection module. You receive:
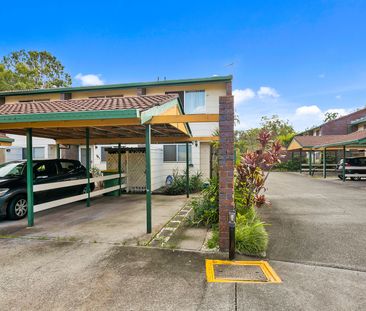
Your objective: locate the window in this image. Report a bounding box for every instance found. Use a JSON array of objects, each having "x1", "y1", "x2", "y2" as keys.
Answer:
[
  {"x1": 19, "y1": 99, "x2": 50, "y2": 103},
  {"x1": 184, "y1": 90, "x2": 205, "y2": 114},
  {"x1": 59, "y1": 161, "x2": 77, "y2": 174},
  {"x1": 33, "y1": 162, "x2": 57, "y2": 178},
  {"x1": 101, "y1": 147, "x2": 107, "y2": 162},
  {"x1": 22, "y1": 147, "x2": 45, "y2": 160},
  {"x1": 80, "y1": 148, "x2": 92, "y2": 166},
  {"x1": 89, "y1": 95, "x2": 124, "y2": 99},
  {"x1": 163, "y1": 144, "x2": 192, "y2": 163}
]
